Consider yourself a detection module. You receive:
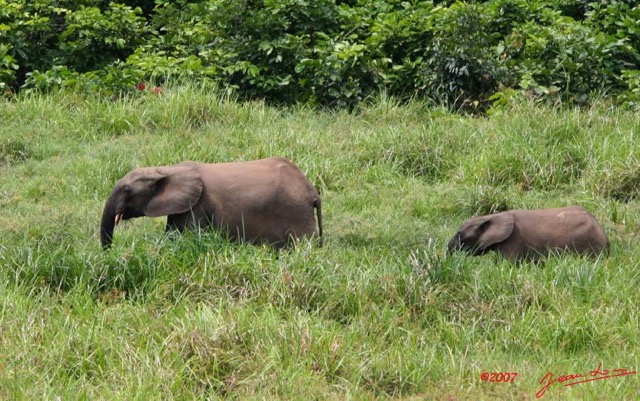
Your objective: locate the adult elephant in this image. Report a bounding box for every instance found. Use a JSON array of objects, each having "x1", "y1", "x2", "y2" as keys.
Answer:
[{"x1": 100, "y1": 157, "x2": 322, "y2": 249}]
